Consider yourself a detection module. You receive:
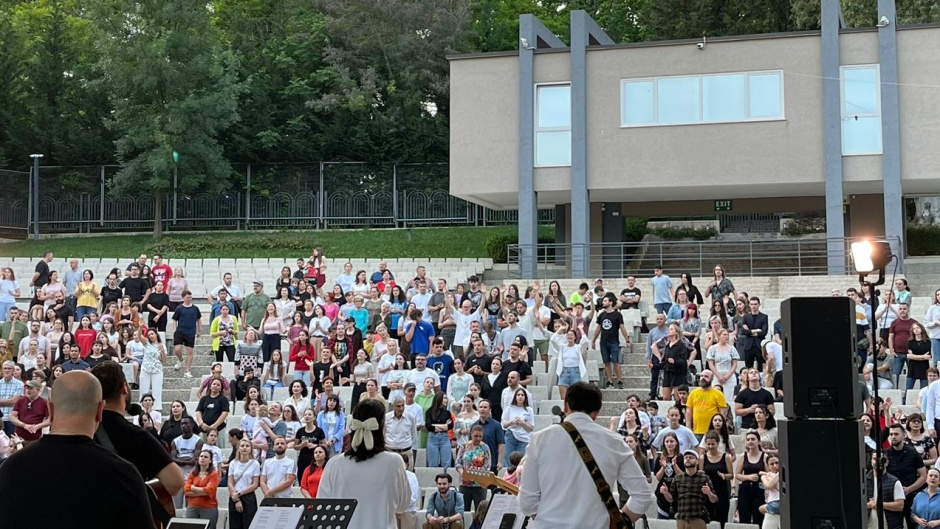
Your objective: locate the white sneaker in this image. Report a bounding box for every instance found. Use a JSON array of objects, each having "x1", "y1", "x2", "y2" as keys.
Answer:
[
  {"x1": 183, "y1": 371, "x2": 193, "y2": 378},
  {"x1": 174, "y1": 362, "x2": 182, "y2": 370}
]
